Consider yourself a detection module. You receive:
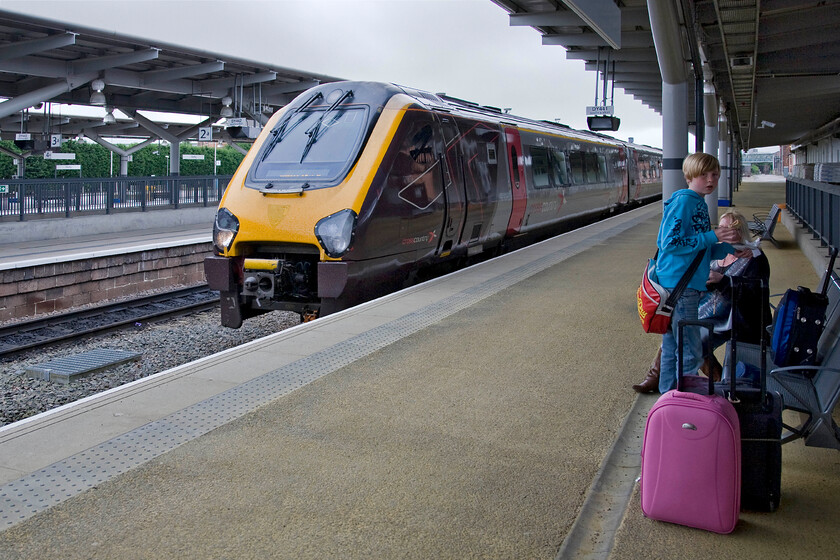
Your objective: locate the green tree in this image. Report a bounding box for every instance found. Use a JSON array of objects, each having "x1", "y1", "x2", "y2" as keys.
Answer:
[{"x1": 0, "y1": 139, "x2": 246, "y2": 179}]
